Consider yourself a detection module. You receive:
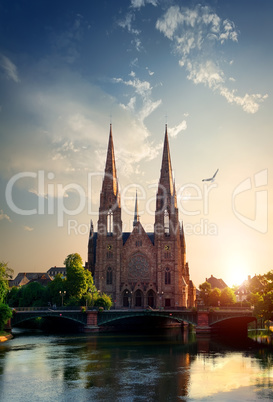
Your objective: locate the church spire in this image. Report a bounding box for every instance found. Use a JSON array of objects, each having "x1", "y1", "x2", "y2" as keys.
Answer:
[
  {"x1": 102, "y1": 124, "x2": 118, "y2": 197},
  {"x1": 159, "y1": 124, "x2": 174, "y2": 196},
  {"x1": 133, "y1": 190, "x2": 139, "y2": 227}
]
